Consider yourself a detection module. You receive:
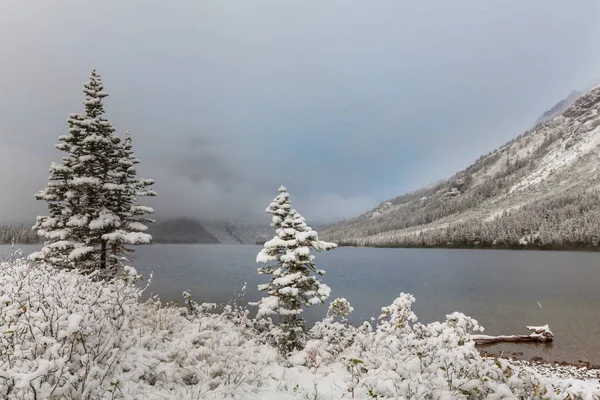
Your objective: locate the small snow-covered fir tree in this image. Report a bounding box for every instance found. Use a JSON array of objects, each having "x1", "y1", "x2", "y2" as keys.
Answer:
[
  {"x1": 252, "y1": 186, "x2": 337, "y2": 355},
  {"x1": 31, "y1": 70, "x2": 154, "y2": 275}
]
